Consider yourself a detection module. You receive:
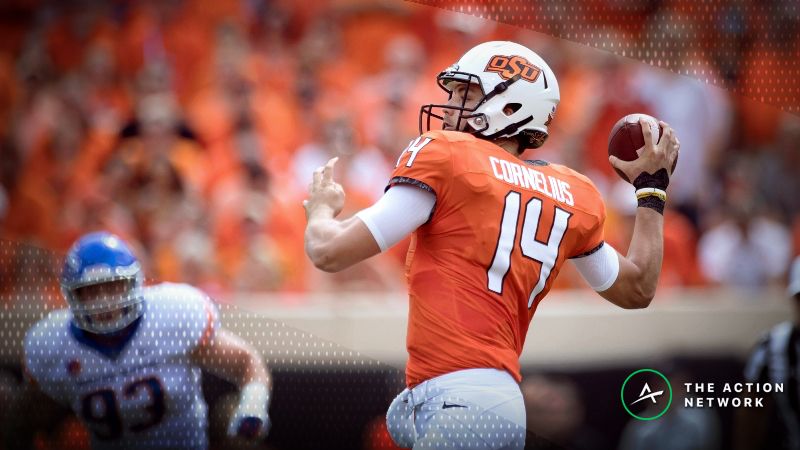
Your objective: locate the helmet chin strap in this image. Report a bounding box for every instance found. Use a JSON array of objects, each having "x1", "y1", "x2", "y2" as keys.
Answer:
[
  {"x1": 481, "y1": 115, "x2": 534, "y2": 140},
  {"x1": 481, "y1": 73, "x2": 522, "y2": 104}
]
